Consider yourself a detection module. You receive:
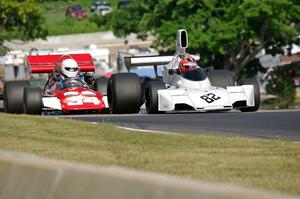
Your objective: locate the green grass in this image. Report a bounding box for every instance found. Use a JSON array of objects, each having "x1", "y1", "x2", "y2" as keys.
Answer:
[
  {"x1": 39, "y1": 0, "x2": 122, "y2": 35},
  {"x1": 40, "y1": 0, "x2": 103, "y2": 35},
  {"x1": 0, "y1": 0, "x2": 123, "y2": 38},
  {"x1": 0, "y1": 113, "x2": 299, "y2": 195}
]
